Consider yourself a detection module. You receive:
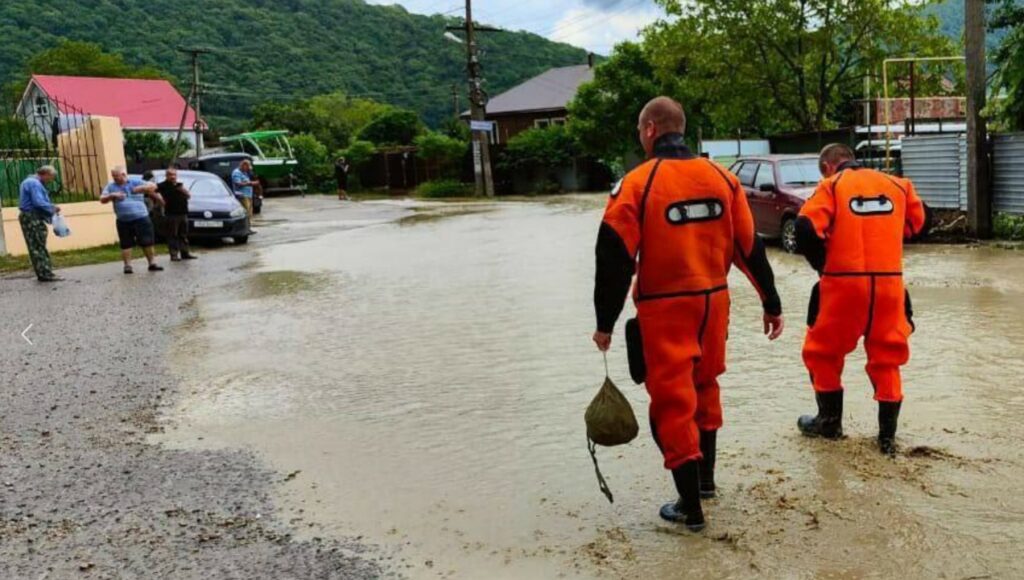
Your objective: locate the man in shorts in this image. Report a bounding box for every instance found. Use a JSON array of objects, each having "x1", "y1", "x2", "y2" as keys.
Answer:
[{"x1": 100, "y1": 166, "x2": 165, "y2": 274}]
